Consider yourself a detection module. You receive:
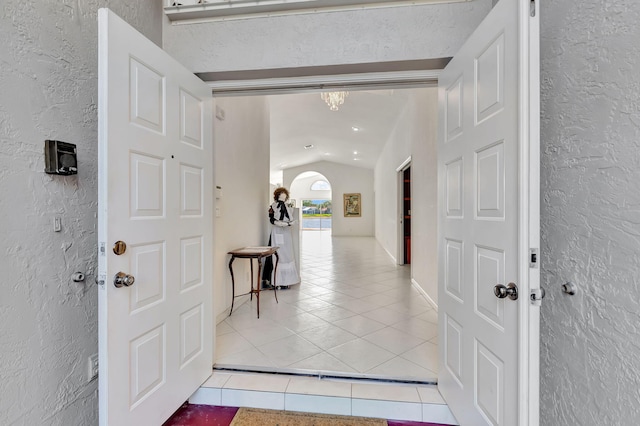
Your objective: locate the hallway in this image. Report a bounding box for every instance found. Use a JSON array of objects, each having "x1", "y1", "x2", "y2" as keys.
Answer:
[{"x1": 216, "y1": 232, "x2": 438, "y2": 382}]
